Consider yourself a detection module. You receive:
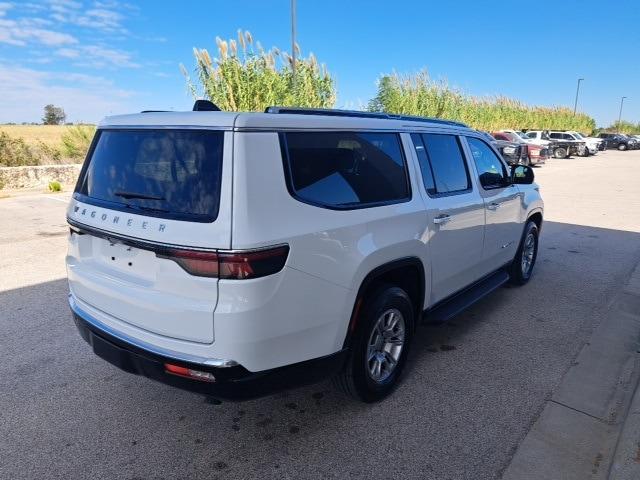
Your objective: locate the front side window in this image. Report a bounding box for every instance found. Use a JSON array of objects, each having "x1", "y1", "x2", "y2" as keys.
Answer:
[
  {"x1": 466, "y1": 137, "x2": 508, "y2": 189},
  {"x1": 281, "y1": 132, "x2": 410, "y2": 209}
]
